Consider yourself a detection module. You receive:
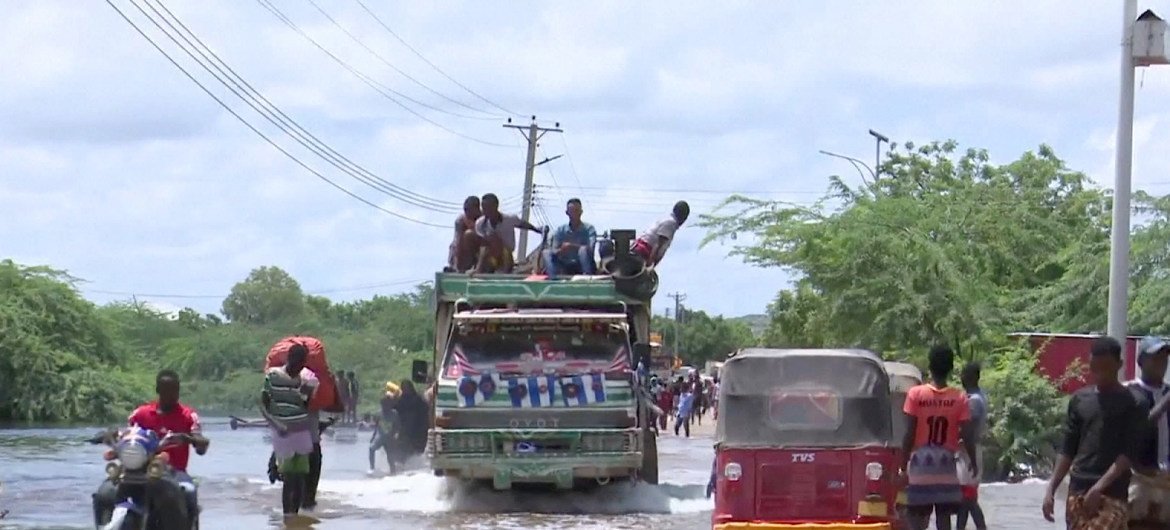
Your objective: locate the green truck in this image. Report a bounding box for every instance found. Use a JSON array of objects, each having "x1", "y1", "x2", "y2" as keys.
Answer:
[{"x1": 417, "y1": 270, "x2": 659, "y2": 490}]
